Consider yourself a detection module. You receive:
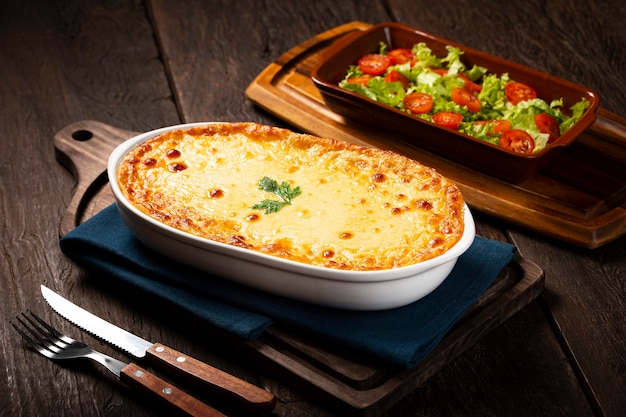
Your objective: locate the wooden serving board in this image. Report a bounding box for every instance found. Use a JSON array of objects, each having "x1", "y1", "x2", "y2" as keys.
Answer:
[
  {"x1": 245, "y1": 21, "x2": 626, "y2": 249},
  {"x1": 55, "y1": 120, "x2": 544, "y2": 416}
]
